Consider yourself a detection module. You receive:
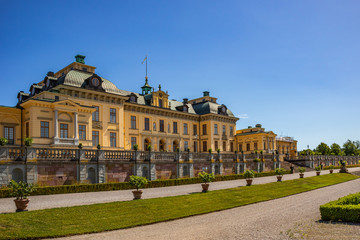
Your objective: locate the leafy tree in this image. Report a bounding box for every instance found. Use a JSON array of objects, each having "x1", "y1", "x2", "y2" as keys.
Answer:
[
  {"x1": 342, "y1": 140, "x2": 359, "y2": 156},
  {"x1": 330, "y1": 143, "x2": 343, "y2": 155},
  {"x1": 315, "y1": 142, "x2": 330, "y2": 155},
  {"x1": 299, "y1": 149, "x2": 315, "y2": 156}
]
